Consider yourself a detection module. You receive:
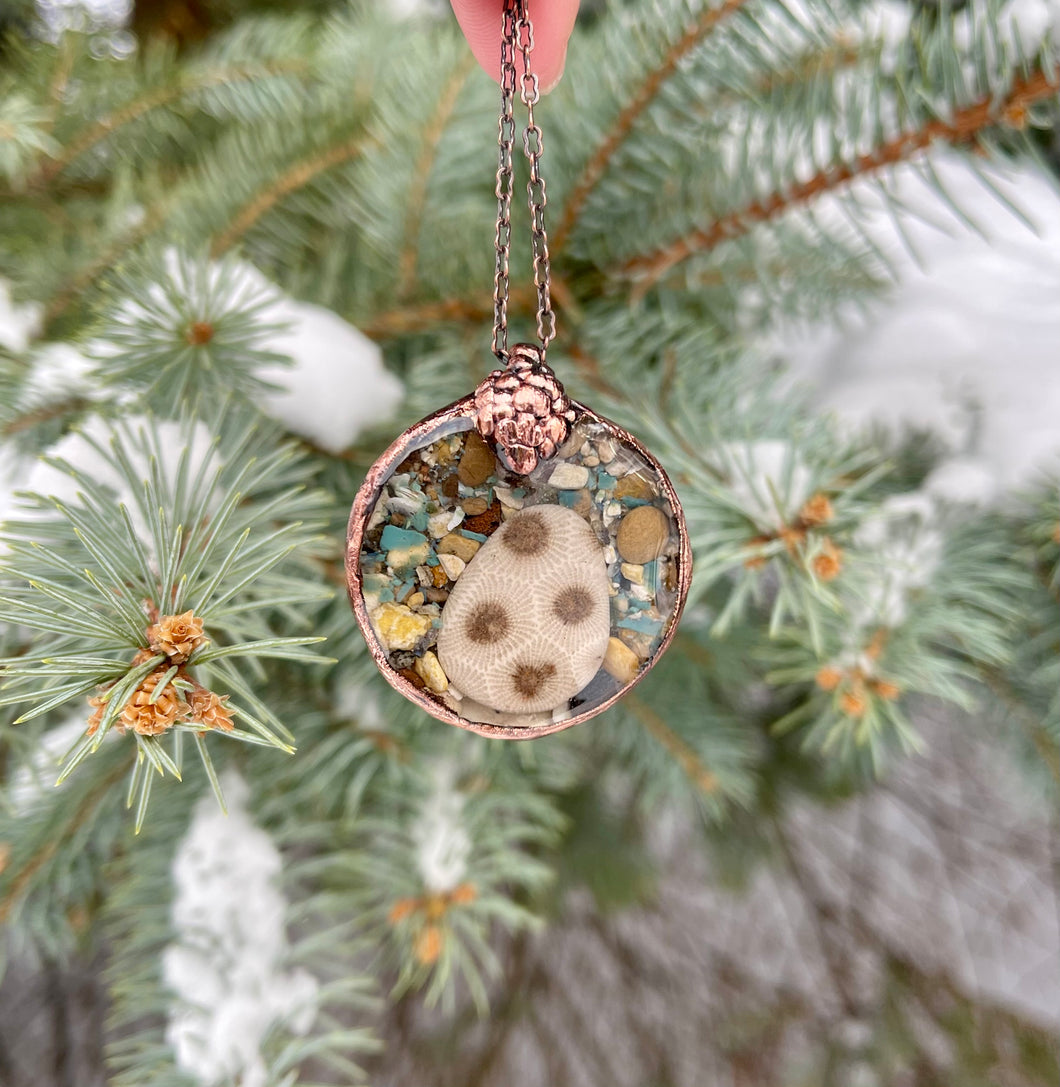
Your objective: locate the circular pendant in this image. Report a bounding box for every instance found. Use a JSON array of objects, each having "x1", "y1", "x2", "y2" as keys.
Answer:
[{"x1": 345, "y1": 346, "x2": 692, "y2": 739}]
